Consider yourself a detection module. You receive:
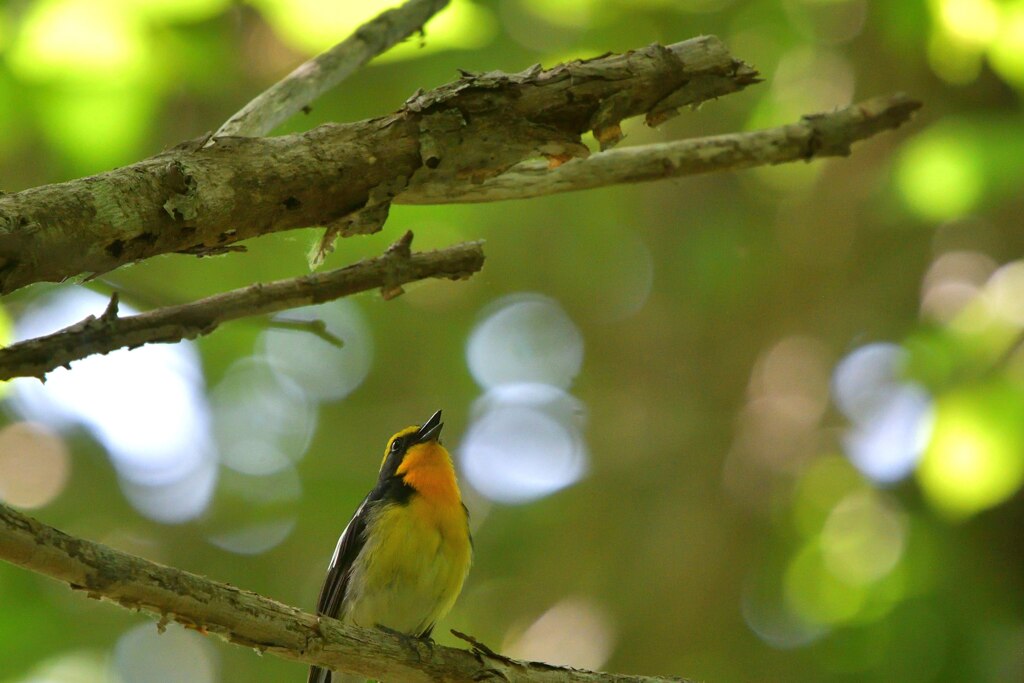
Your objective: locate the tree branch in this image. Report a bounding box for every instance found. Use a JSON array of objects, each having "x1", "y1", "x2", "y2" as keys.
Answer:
[
  {"x1": 0, "y1": 36, "x2": 757, "y2": 295},
  {"x1": 0, "y1": 502, "x2": 691, "y2": 683},
  {"x1": 0, "y1": 232, "x2": 483, "y2": 381},
  {"x1": 212, "y1": 0, "x2": 450, "y2": 139},
  {"x1": 399, "y1": 94, "x2": 923, "y2": 203}
]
